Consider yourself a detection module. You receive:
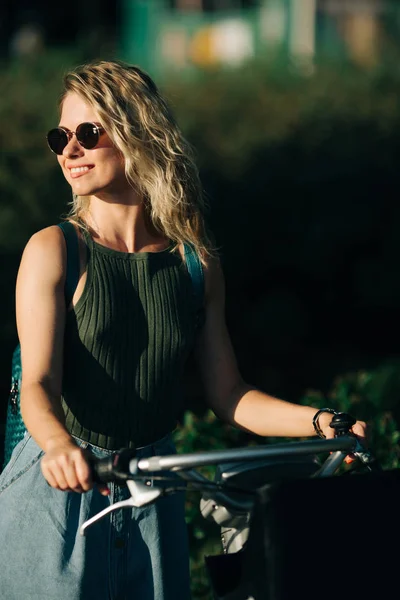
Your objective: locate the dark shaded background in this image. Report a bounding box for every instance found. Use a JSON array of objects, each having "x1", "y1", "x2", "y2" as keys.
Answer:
[{"x1": 2, "y1": 2, "x2": 400, "y2": 597}]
